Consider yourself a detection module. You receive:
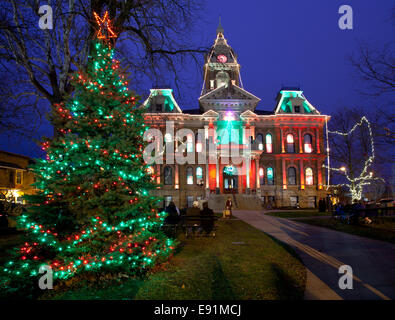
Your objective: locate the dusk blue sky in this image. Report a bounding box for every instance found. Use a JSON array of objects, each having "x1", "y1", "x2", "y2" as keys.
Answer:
[{"x1": 0, "y1": 0, "x2": 394, "y2": 159}]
